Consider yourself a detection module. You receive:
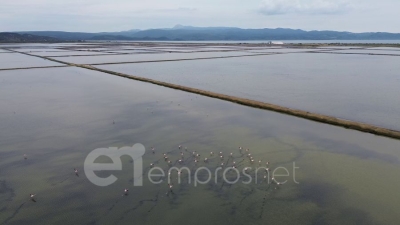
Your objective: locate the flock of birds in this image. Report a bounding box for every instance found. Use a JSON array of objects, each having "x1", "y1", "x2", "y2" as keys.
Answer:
[
  {"x1": 149, "y1": 144, "x2": 283, "y2": 196},
  {"x1": 23, "y1": 144, "x2": 283, "y2": 203}
]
